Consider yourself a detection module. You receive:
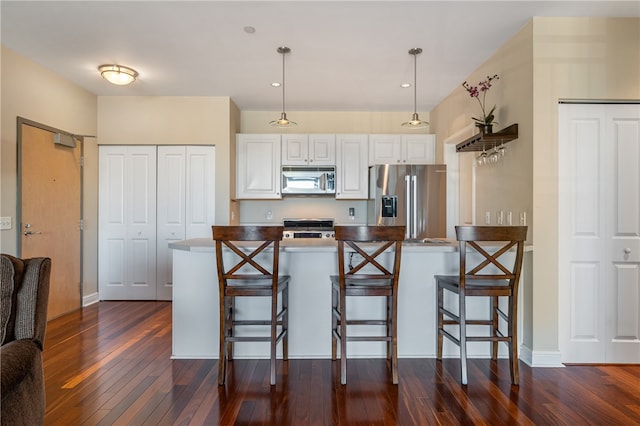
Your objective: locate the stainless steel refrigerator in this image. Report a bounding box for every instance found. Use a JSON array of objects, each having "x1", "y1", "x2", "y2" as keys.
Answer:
[{"x1": 367, "y1": 164, "x2": 446, "y2": 240}]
